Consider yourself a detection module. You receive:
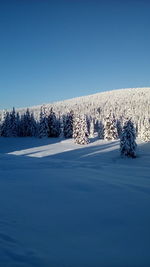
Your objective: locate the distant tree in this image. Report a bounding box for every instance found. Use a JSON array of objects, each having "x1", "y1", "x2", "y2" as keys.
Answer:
[
  {"x1": 141, "y1": 119, "x2": 150, "y2": 142},
  {"x1": 63, "y1": 110, "x2": 74, "y2": 138},
  {"x1": 89, "y1": 119, "x2": 94, "y2": 138},
  {"x1": 38, "y1": 106, "x2": 49, "y2": 138},
  {"x1": 30, "y1": 113, "x2": 37, "y2": 136},
  {"x1": 9, "y1": 107, "x2": 18, "y2": 137},
  {"x1": 116, "y1": 119, "x2": 122, "y2": 138},
  {"x1": 73, "y1": 114, "x2": 89, "y2": 145},
  {"x1": 120, "y1": 119, "x2": 137, "y2": 158},
  {"x1": 47, "y1": 108, "x2": 60, "y2": 137},
  {"x1": 98, "y1": 121, "x2": 104, "y2": 139},
  {"x1": 104, "y1": 114, "x2": 118, "y2": 141},
  {"x1": 1, "y1": 111, "x2": 11, "y2": 137}
]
